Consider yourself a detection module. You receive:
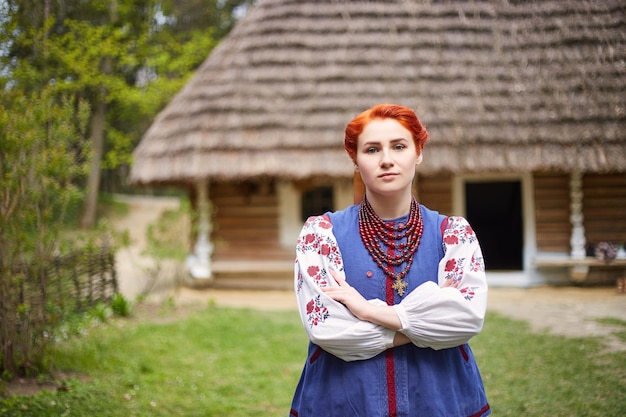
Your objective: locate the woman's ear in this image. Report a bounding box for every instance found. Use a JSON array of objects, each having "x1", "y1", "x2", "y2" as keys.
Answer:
[{"x1": 416, "y1": 152, "x2": 423, "y2": 165}]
